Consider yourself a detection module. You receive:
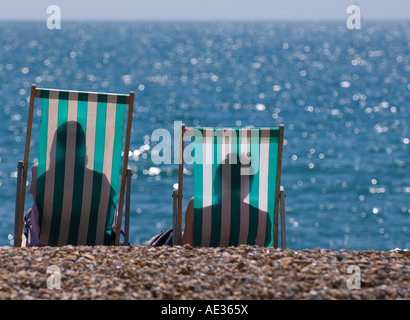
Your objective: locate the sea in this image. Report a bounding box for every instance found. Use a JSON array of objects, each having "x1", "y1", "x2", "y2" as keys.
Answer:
[{"x1": 0, "y1": 20, "x2": 409, "y2": 250}]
